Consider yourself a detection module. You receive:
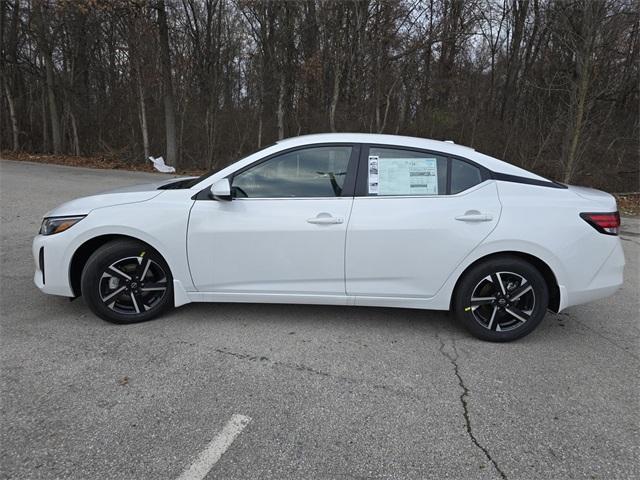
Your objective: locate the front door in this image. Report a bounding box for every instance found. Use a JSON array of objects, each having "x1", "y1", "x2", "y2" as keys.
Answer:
[{"x1": 187, "y1": 145, "x2": 358, "y2": 296}]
